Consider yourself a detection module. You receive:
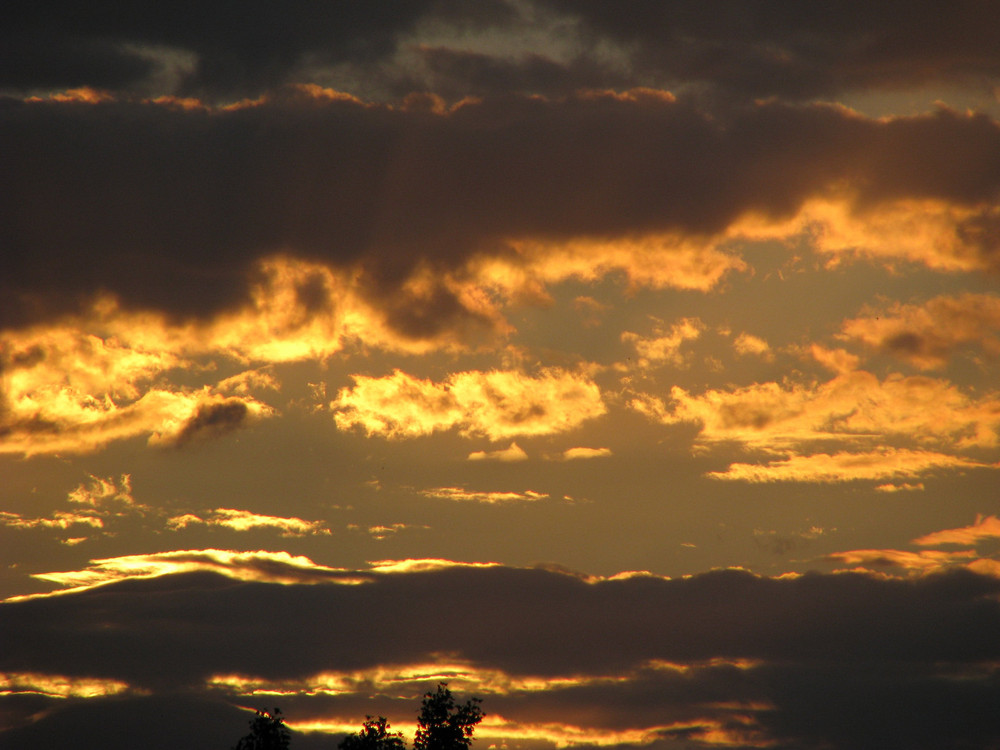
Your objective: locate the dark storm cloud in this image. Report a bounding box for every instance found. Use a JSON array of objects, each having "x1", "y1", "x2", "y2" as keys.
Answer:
[
  {"x1": 401, "y1": 47, "x2": 633, "y2": 100},
  {"x1": 3, "y1": 565, "x2": 999, "y2": 686},
  {"x1": 3, "y1": 91, "x2": 999, "y2": 333},
  {"x1": 1, "y1": 0, "x2": 516, "y2": 100},
  {"x1": 541, "y1": 0, "x2": 1000, "y2": 101},
  {"x1": 2, "y1": 565, "x2": 999, "y2": 748},
  {"x1": 169, "y1": 399, "x2": 250, "y2": 447}
]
